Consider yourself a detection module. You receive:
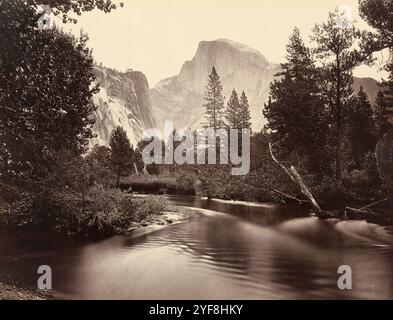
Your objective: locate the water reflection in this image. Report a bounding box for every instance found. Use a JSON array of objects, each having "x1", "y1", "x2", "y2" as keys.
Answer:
[{"x1": 1, "y1": 196, "x2": 393, "y2": 299}]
